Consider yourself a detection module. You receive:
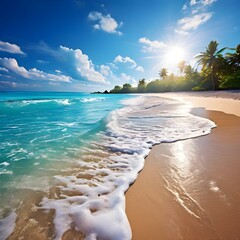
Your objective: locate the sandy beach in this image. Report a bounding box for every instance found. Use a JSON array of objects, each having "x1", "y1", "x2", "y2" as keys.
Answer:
[{"x1": 126, "y1": 92, "x2": 240, "y2": 240}]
